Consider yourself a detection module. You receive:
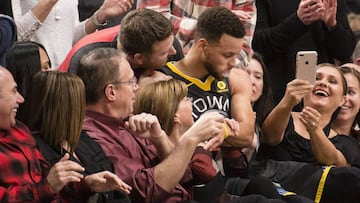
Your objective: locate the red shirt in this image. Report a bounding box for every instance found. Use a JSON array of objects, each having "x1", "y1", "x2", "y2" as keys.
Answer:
[
  {"x1": 0, "y1": 122, "x2": 57, "y2": 202},
  {"x1": 83, "y1": 110, "x2": 192, "y2": 203}
]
